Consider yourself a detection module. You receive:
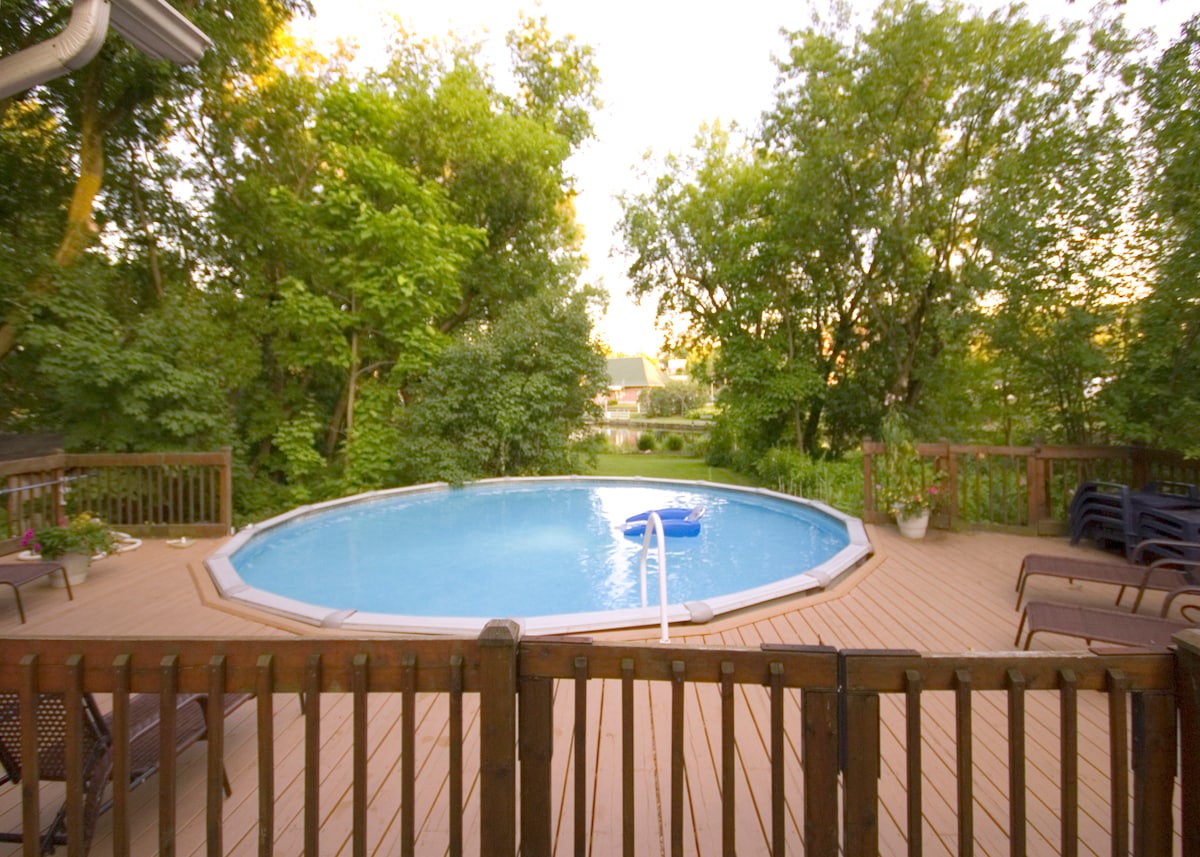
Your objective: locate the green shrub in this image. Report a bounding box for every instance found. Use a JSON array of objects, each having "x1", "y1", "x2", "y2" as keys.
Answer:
[
  {"x1": 638, "y1": 380, "x2": 706, "y2": 417},
  {"x1": 754, "y1": 448, "x2": 864, "y2": 516},
  {"x1": 664, "y1": 433, "x2": 686, "y2": 451},
  {"x1": 637, "y1": 433, "x2": 657, "y2": 451}
]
